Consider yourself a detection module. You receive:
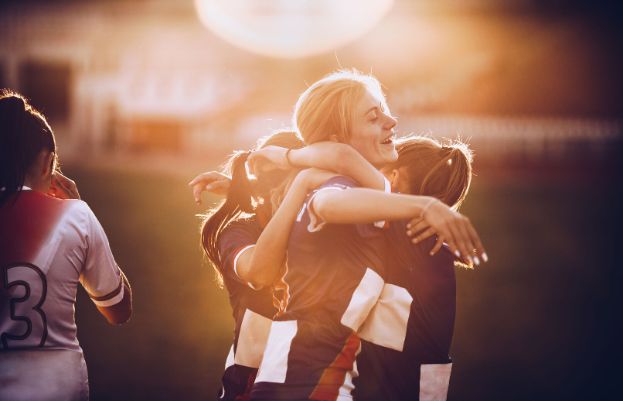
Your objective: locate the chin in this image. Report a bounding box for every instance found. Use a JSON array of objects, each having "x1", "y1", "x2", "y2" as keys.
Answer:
[{"x1": 383, "y1": 150, "x2": 398, "y2": 164}]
